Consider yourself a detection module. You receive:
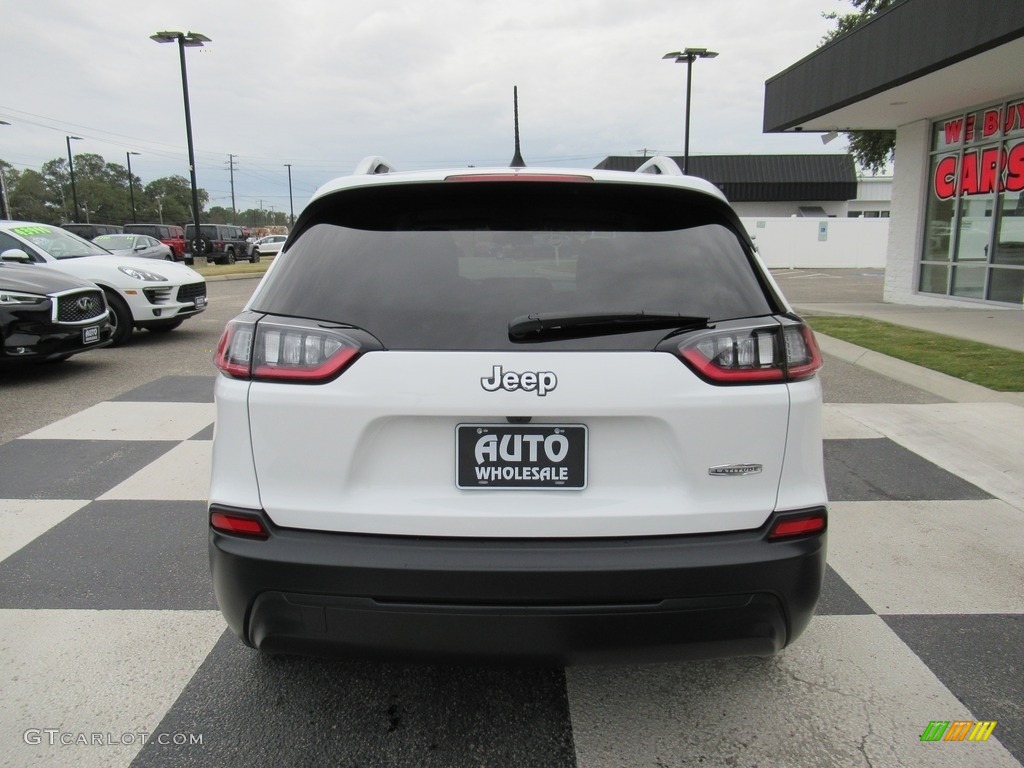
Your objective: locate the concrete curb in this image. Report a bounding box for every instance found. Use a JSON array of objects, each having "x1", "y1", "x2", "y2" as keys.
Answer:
[{"x1": 816, "y1": 333, "x2": 1024, "y2": 406}]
